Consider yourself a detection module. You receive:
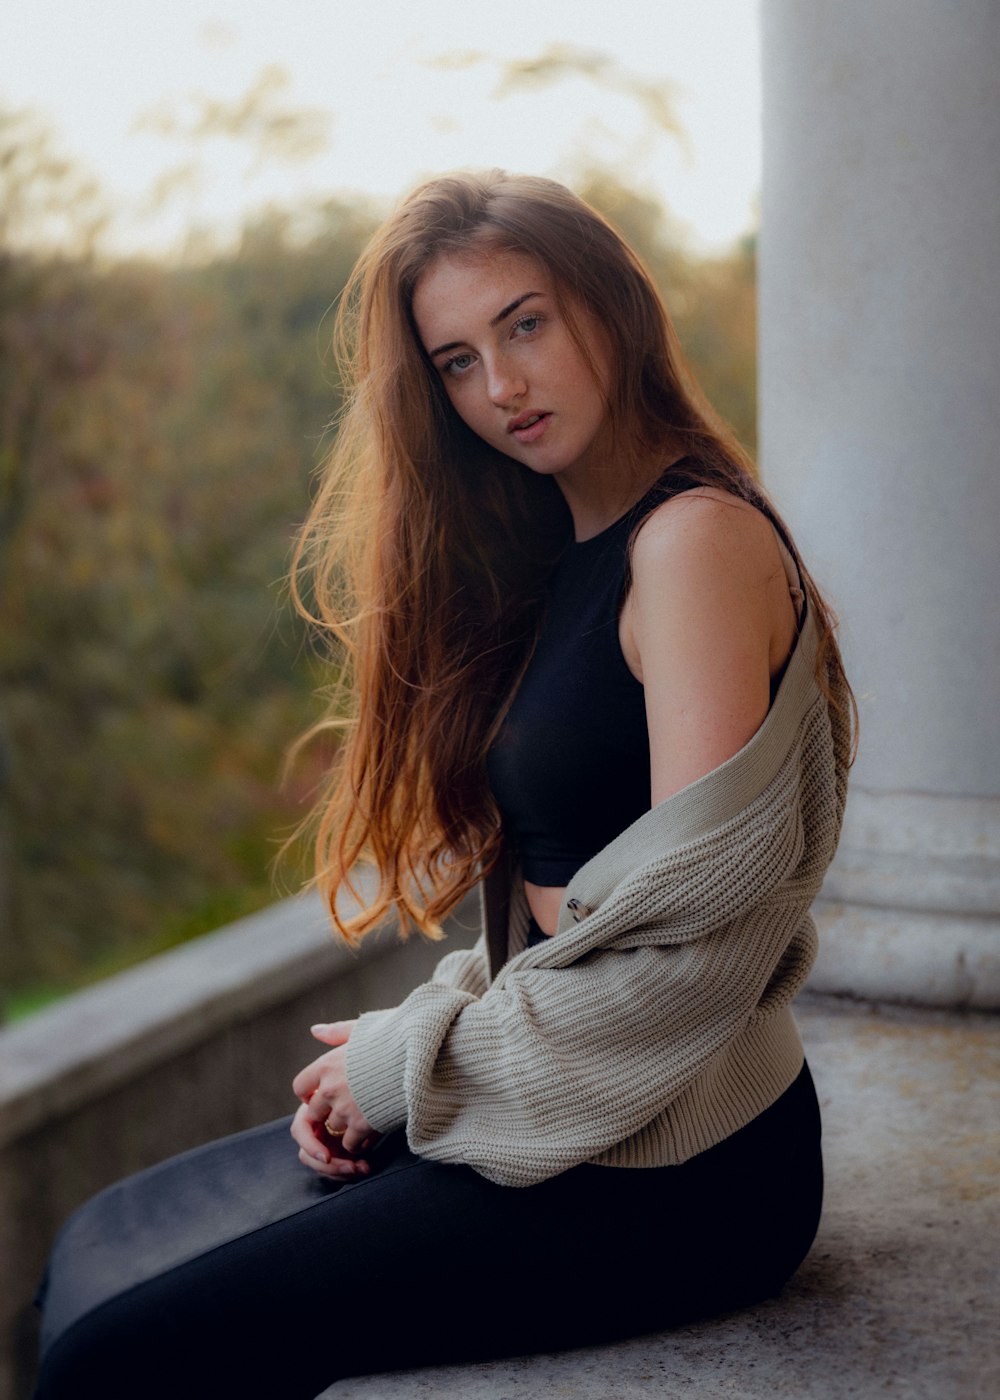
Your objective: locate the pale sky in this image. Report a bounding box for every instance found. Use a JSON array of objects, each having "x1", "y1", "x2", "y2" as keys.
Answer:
[{"x1": 1, "y1": 0, "x2": 761, "y2": 257}]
